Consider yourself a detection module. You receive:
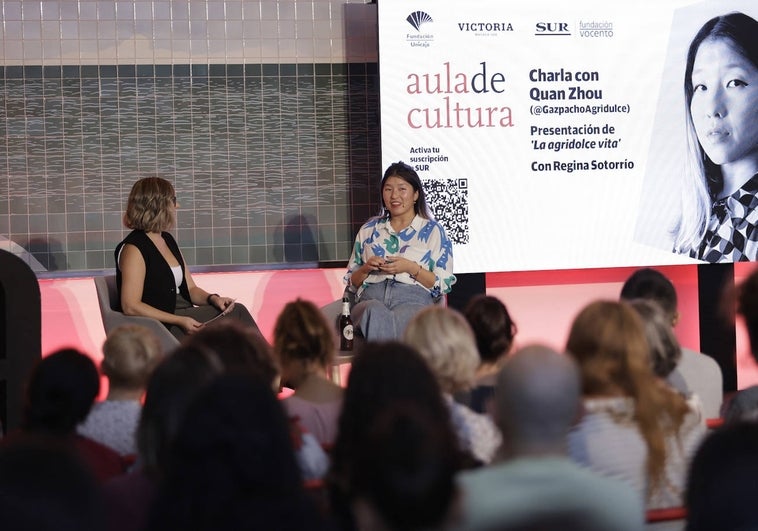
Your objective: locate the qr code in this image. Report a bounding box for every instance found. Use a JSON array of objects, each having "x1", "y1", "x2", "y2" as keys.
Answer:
[{"x1": 423, "y1": 178, "x2": 469, "y2": 245}]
